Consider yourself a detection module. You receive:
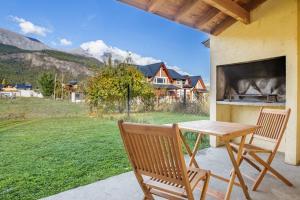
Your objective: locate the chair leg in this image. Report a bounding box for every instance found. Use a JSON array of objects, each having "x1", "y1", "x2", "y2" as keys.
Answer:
[
  {"x1": 134, "y1": 172, "x2": 154, "y2": 200},
  {"x1": 200, "y1": 172, "x2": 211, "y2": 200},
  {"x1": 250, "y1": 153, "x2": 293, "y2": 191},
  {"x1": 252, "y1": 167, "x2": 268, "y2": 191},
  {"x1": 143, "y1": 195, "x2": 154, "y2": 200}
]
